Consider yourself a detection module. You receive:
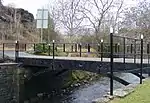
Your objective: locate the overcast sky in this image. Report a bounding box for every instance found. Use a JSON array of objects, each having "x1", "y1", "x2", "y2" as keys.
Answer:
[{"x1": 3, "y1": 0, "x2": 136, "y2": 18}]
